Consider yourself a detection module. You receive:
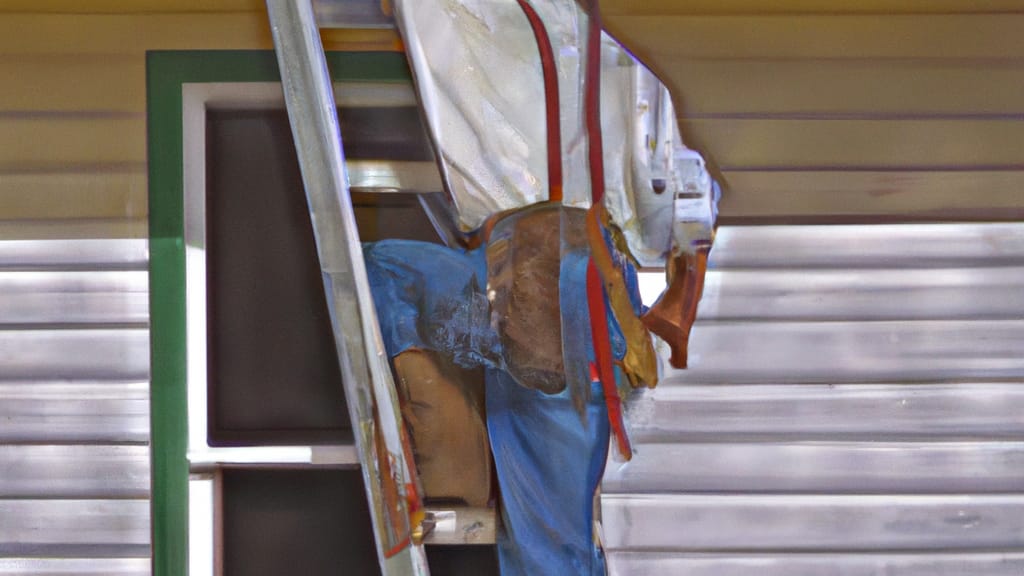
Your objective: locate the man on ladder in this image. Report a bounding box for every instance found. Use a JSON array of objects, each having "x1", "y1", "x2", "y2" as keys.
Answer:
[{"x1": 268, "y1": 1, "x2": 718, "y2": 574}]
